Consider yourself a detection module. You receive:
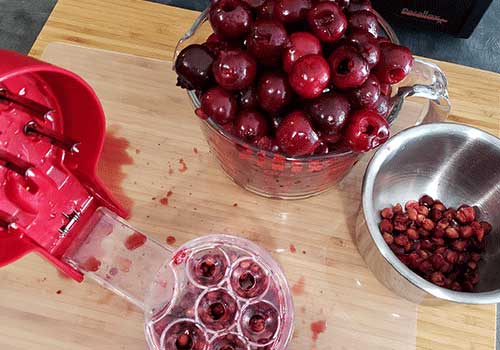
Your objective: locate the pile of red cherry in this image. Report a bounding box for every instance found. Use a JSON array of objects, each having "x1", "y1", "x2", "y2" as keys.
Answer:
[
  {"x1": 175, "y1": 0, "x2": 414, "y2": 156},
  {"x1": 379, "y1": 195, "x2": 493, "y2": 292}
]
